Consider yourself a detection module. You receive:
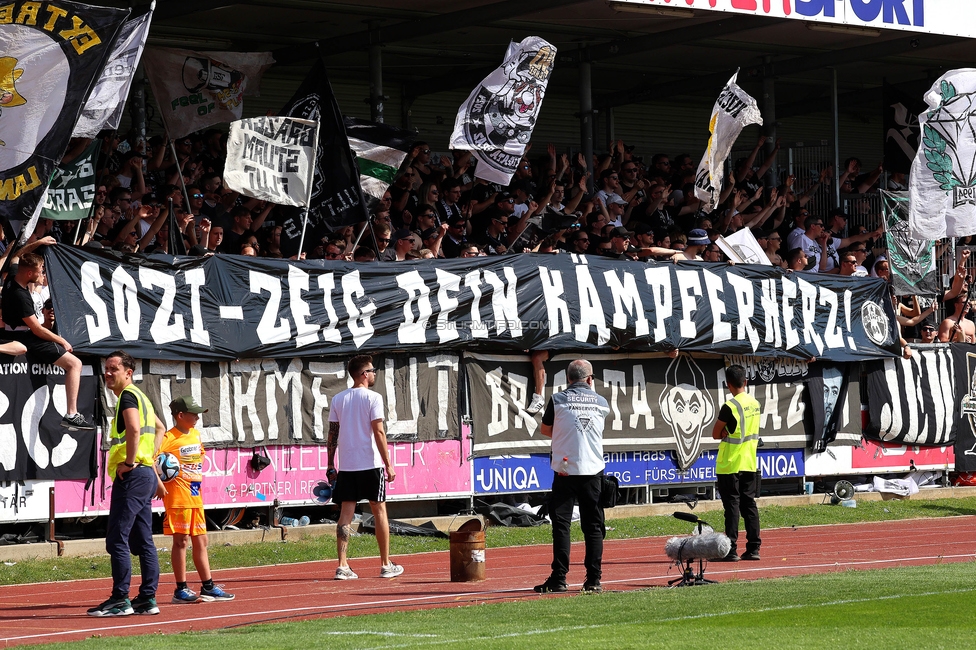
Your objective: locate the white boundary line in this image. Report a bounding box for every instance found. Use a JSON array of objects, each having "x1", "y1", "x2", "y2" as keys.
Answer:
[{"x1": 3, "y1": 551, "x2": 974, "y2": 644}]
